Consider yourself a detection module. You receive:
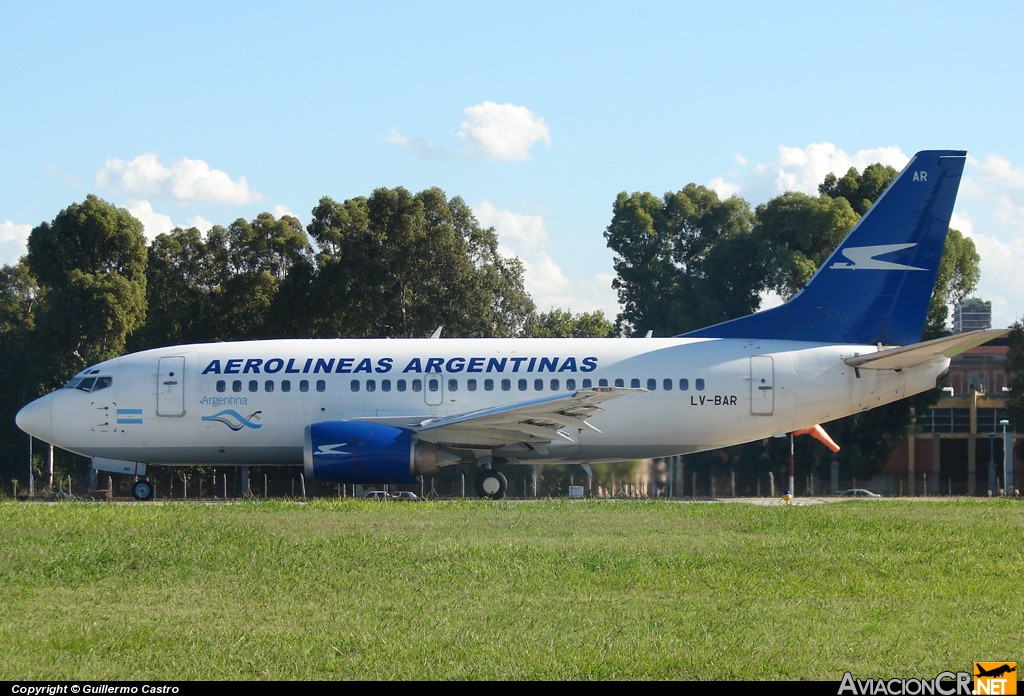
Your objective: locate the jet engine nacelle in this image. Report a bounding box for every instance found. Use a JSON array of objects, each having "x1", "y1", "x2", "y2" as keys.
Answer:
[{"x1": 303, "y1": 421, "x2": 457, "y2": 484}]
